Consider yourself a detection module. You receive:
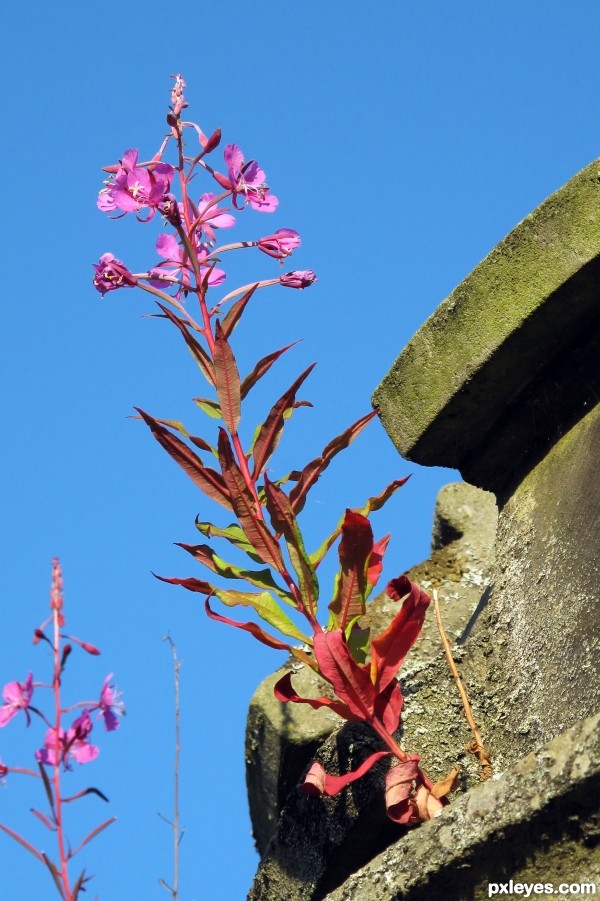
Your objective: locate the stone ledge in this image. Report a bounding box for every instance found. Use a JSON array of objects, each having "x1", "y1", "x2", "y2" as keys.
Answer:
[
  {"x1": 373, "y1": 160, "x2": 600, "y2": 494},
  {"x1": 325, "y1": 712, "x2": 600, "y2": 901}
]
